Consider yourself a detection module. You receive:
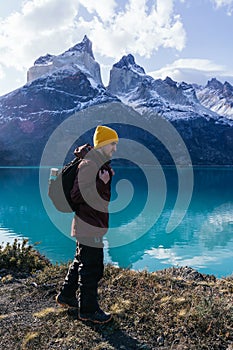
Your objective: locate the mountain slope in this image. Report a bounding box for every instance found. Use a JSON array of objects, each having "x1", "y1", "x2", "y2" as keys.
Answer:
[
  {"x1": 107, "y1": 55, "x2": 233, "y2": 165},
  {"x1": 108, "y1": 55, "x2": 227, "y2": 122},
  {"x1": 0, "y1": 37, "x2": 117, "y2": 165},
  {"x1": 195, "y1": 78, "x2": 233, "y2": 120},
  {"x1": 0, "y1": 37, "x2": 232, "y2": 166}
]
